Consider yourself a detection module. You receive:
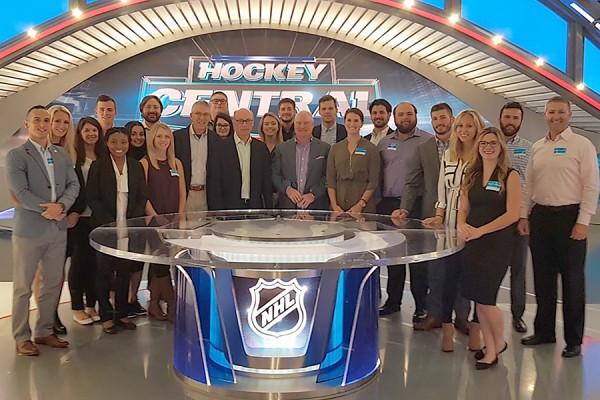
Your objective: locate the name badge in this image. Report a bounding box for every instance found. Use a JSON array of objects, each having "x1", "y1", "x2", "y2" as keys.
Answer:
[
  {"x1": 485, "y1": 180, "x2": 501, "y2": 192},
  {"x1": 513, "y1": 148, "x2": 526, "y2": 155},
  {"x1": 354, "y1": 147, "x2": 367, "y2": 155},
  {"x1": 169, "y1": 169, "x2": 179, "y2": 177},
  {"x1": 553, "y1": 147, "x2": 567, "y2": 156},
  {"x1": 387, "y1": 143, "x2": 397, "y2": 151},
  {"x1": 47, "y1": 157, "x2": 54, "y2": 165}
]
